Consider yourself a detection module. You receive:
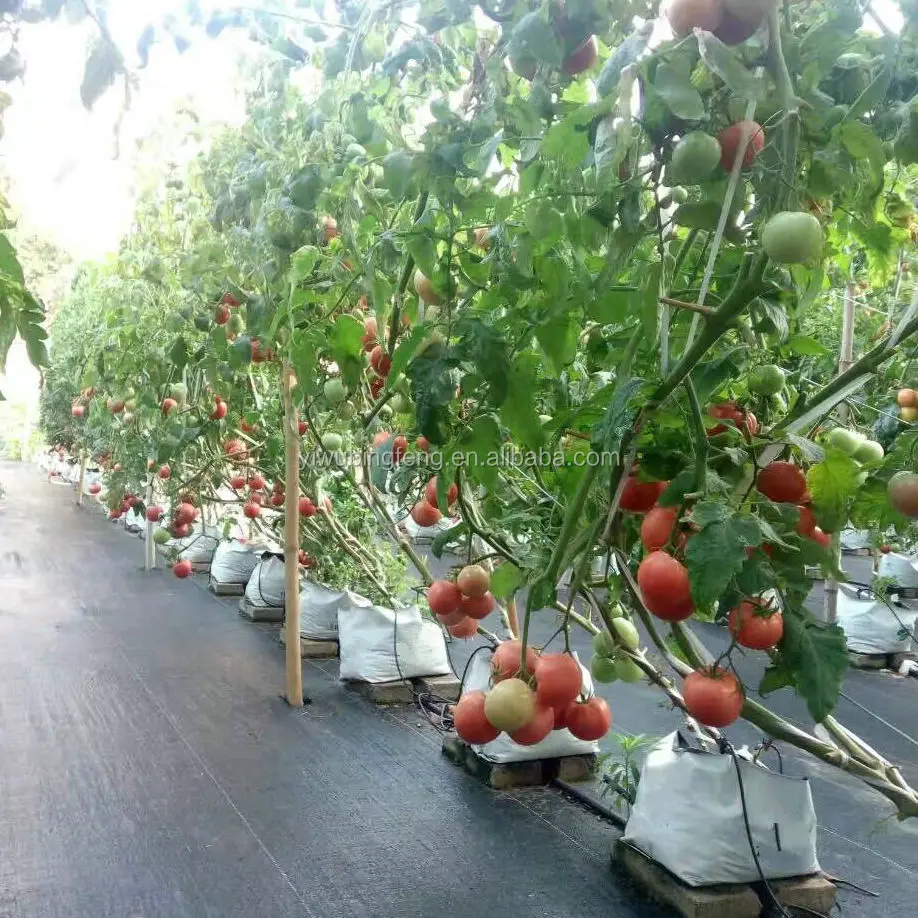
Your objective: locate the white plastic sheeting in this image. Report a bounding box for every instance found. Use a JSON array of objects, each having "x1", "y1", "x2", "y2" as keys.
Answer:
[
  {"x1": 878, "y1": 552, "x2": 918, "y2": 588},
  {"x1": 244, "y1": 555, "x2": 286, "y2": 608},
  {"x1": 337, "y1": 597, "x2": 451, "y2": 682},
  {"x1": 124, "y1": 508, "x2": 145, "y2": 532},
  {"x1": 460, "y1": 652, "x2": 599, "y2": 764},
  {"x1": 174, "y1": 532, "x2": 220, "y2": 564},
  {"x1": 623, "y1": 733, "x2": 819, "y2": 886},
  {"x1": 82, "y1": 470, "x2": 101, "y2": 497},
  {"x1": 299, "y1": 580, "x2": 346, "y2": 641},
  {"x1": 210, "y1": 539, "x2": 261, "y2": 585},
  {"x1": 836, "y1": 585, "x2": 918, "y2": 655},
  {"x1": 403, "y1": 514, "x2": 462, "y2": 545}
]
